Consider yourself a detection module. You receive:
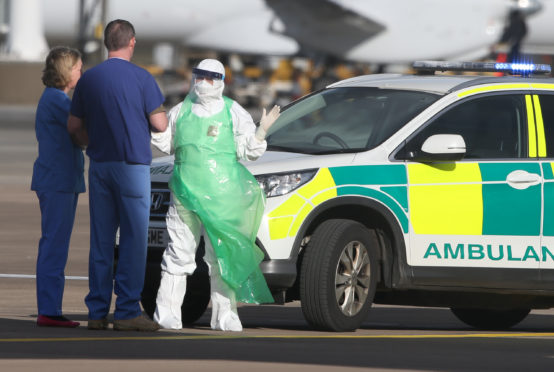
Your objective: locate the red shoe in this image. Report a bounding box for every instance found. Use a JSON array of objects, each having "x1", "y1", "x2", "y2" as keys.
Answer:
[{"x1": 37, "y1": 315, "x2": 80, "y2": 328}]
